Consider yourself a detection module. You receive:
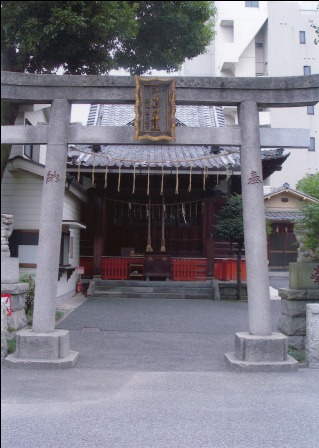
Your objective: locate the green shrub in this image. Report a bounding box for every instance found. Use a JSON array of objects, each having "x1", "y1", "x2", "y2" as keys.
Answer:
[
  {"x1": 55, "y1": 311, "x2": 64, "y2": 321},
  {"x1": 288, "y1": 346, "x2": 306, "y2": 363},
  {"x1": 7, "y1": 338, "x2": 16, "y2": 354},
  {"x1": 19, "y1": 273, "x2": 35, "y2": 312}
]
